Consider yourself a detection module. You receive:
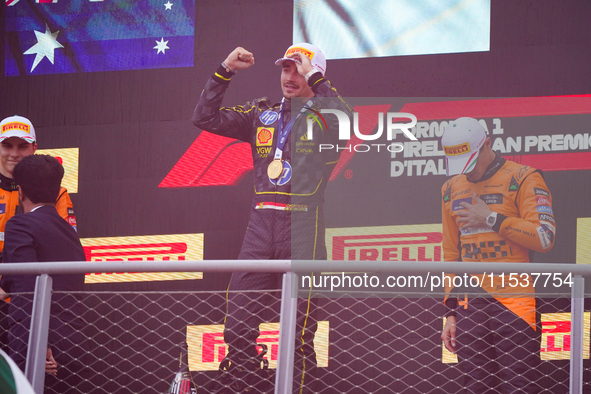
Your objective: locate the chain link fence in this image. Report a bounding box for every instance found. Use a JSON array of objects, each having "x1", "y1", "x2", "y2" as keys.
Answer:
[{"x1": 0, "y1": 261, "x2": 588, "y2": 393}]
